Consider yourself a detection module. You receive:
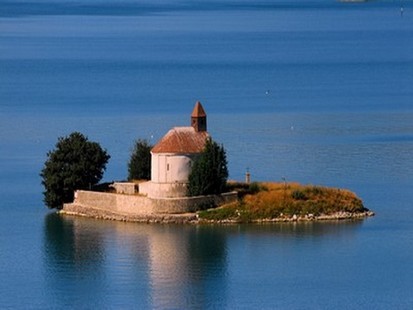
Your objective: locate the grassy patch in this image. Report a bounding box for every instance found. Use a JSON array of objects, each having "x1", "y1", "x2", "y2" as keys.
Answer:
[{"x1": 199, "y1": 182, "x2": 367, "y2": 222}]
